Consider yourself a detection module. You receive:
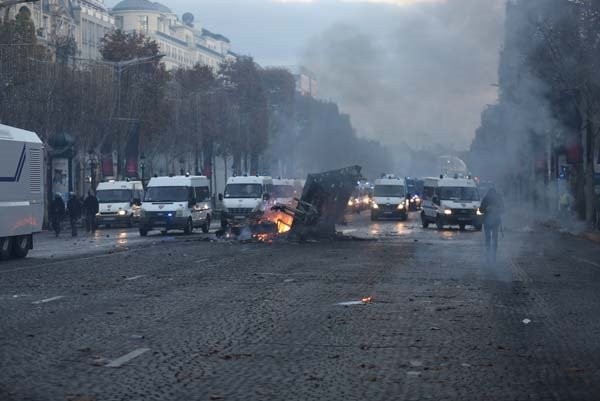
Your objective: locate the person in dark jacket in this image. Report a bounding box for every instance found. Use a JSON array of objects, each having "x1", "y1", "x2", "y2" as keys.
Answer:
[
  {"x1": 50, "y1": 194, "x2": 65, "y2": 237},
  {"x1": 480, "y1": 187, "x2": 504, "y2": 263},
  {"x1": 83, "y1": 191, "x2": 99, "y2": 233},
  {"x1": 66, "y1": 192, "x2": 82, "y2": 237}
]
